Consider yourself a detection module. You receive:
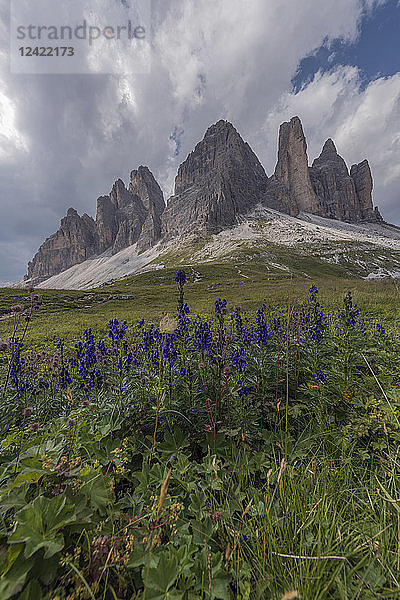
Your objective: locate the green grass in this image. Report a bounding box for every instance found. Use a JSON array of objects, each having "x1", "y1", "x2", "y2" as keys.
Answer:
[{"x1": 1, "y1": 265, "x2": 400, "y2": 345}]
